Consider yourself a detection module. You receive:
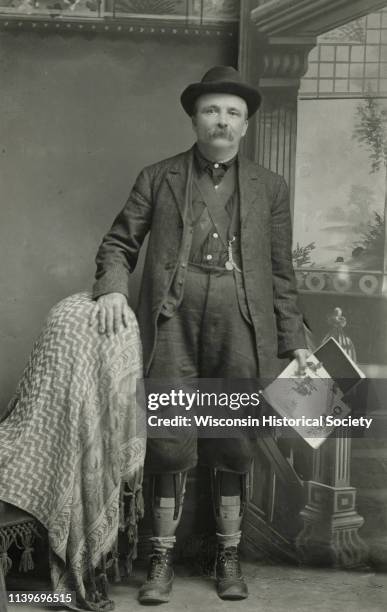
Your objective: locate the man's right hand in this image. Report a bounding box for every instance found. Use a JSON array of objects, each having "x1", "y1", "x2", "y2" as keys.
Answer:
[{"x1": 89, "y1": 292, "x2": 131, "y2": 336}]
